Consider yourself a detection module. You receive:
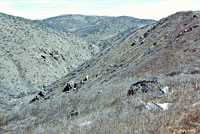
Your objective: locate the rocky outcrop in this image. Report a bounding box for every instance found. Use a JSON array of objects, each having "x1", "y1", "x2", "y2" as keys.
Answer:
[{"x1": 128, "y1": 80, "x2": 157, "y2": 96}]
